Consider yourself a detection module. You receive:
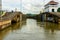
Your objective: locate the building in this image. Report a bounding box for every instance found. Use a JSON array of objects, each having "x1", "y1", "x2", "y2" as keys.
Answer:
[
  {"x1": 44, "y1": 0, "x2": 58, "y2": 12},
  {"x1": 40, "y1": 0, "x2": 60, "y2": 23},
  {"x1": 0, "y1": 0, "x2": 2, "y2": 11}
]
